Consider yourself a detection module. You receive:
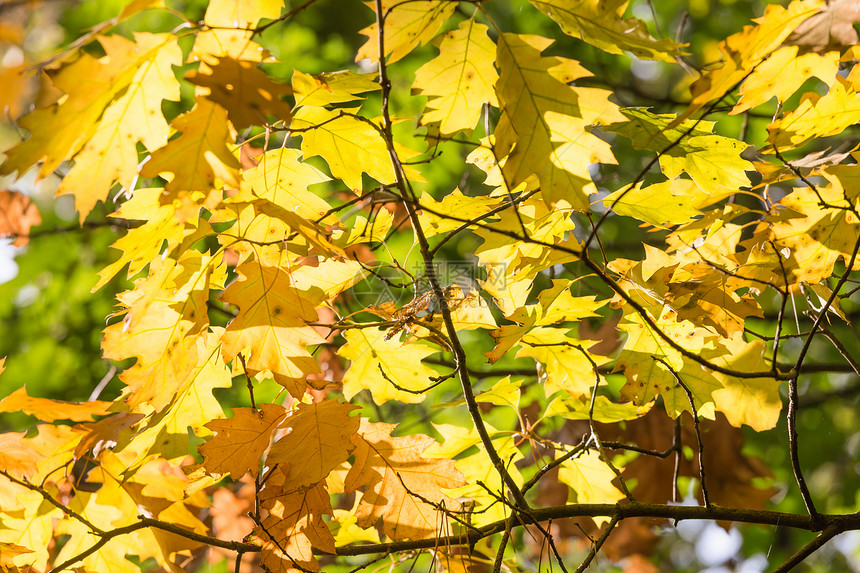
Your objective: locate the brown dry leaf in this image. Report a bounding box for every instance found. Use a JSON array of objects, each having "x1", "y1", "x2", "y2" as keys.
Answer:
[
  {"x1": 536, "y1": 408, "x2": 778, "y2": 560},
  {"x1": 698, "y1": 415, "x2": 778, "y2": 518},
  {"x1": 0, "y1": 190, "x2": 41, "y2": 246},
  {"x1": 253, "y1": 483, "x2": 335, "y2": 573},
  {"x1": 345, "y1": 419, "x2": 464, "y2": 540},
  {"x1": 198, "y1": 403, "x2": 287, "y2": 478},
  {"x1": 0, "y1": 542, "x2": 33, "y2": 573},
  {"x1": 267, "y1": 399, "x2": 360, "y2": 489},
  {"x1": 74, "y1": 412, "x2": 144, "y2": 459},
  {"x1": 579, "y1": 315, "x2": 621, "y2": 356},
  {"x1": 784, "y1": 0, "x2": 860, "y2": 52}
]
